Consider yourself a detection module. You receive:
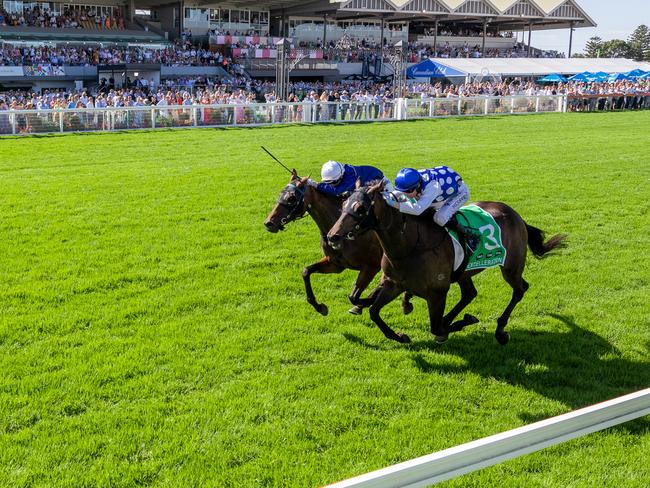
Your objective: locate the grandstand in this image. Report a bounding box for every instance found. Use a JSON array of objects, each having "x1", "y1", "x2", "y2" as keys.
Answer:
[{"x1": 0, "y1": 0, "x2": 595, "y2": 86}]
